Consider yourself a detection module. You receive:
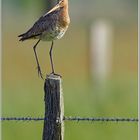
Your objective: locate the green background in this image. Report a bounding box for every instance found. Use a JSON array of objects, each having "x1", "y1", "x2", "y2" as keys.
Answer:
[{"x1": 2, "y1": 0, "x2": 138, "y2": 140}]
